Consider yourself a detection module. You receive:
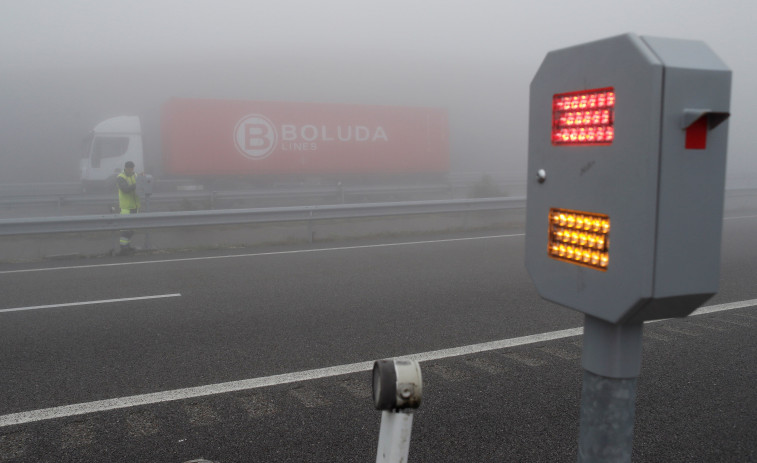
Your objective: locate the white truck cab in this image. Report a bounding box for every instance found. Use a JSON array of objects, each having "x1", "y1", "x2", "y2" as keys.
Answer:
[{"x1": 80, "y1": 116, "x2": 145, "y2": 191}]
